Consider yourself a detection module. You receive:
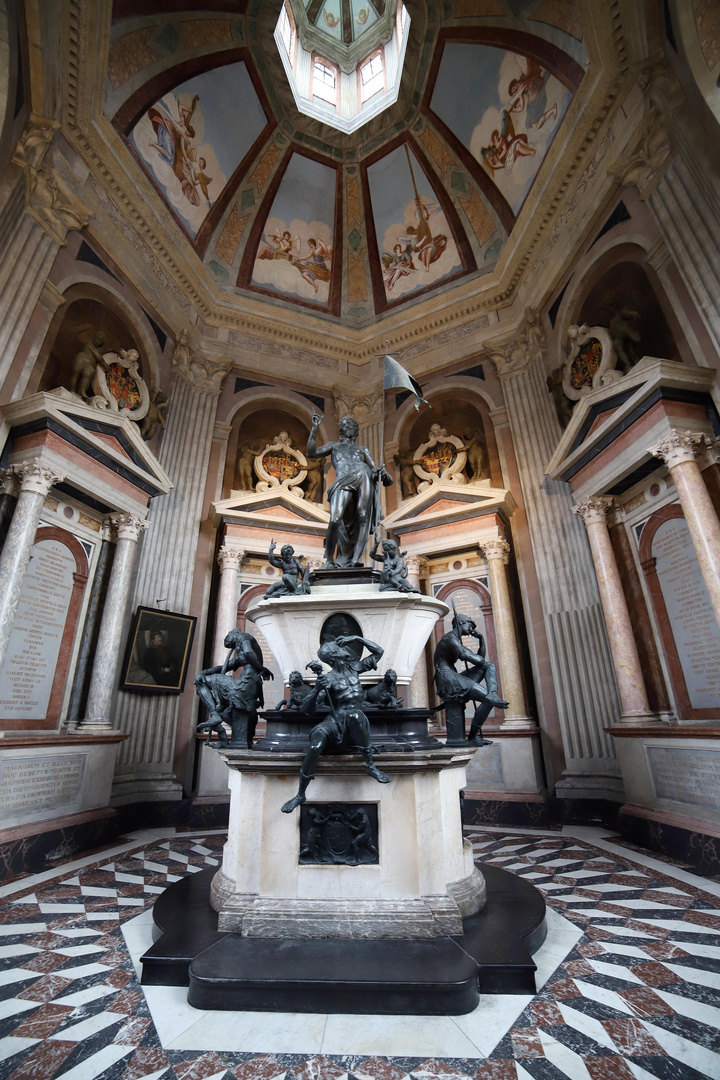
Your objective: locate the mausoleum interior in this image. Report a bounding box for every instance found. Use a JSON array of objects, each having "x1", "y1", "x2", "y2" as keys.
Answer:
[{"x1": 3, "y1": 0, "x2": 720, "y2": 1076}]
